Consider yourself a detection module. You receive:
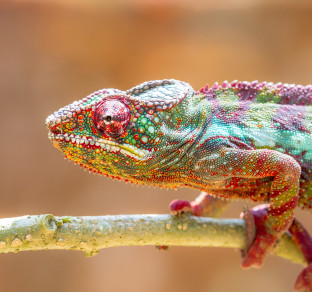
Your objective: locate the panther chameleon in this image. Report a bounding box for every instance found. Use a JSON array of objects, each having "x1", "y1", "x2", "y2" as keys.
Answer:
[{"x1": 46, "y1": 79, "x2": 312, "y2": 291}]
